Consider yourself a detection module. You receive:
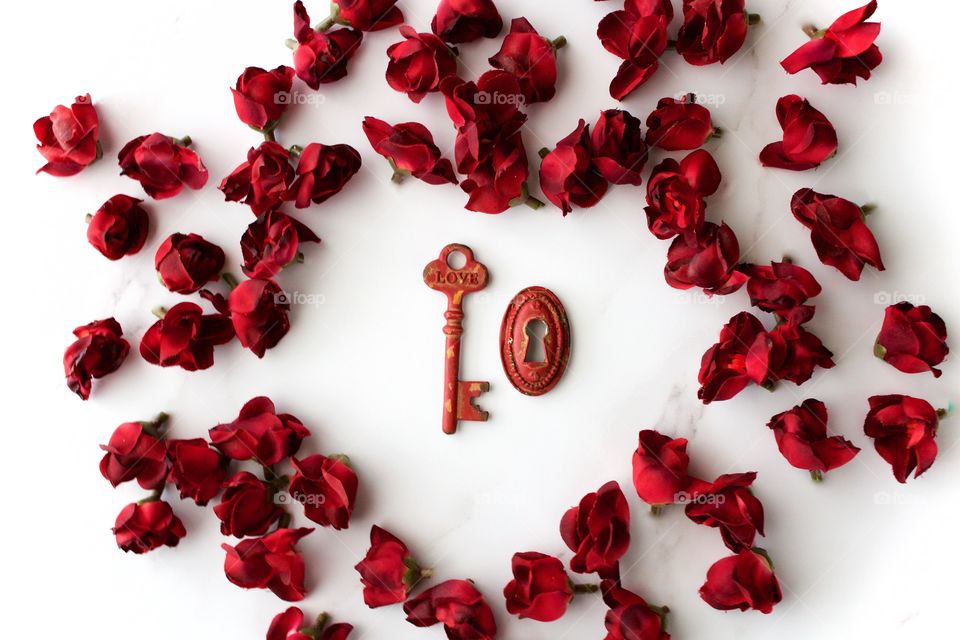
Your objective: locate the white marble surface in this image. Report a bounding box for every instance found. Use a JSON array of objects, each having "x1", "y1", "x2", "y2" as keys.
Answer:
[{"x1": 3, "y1": 0, "x2": 958, "y2": 637}]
